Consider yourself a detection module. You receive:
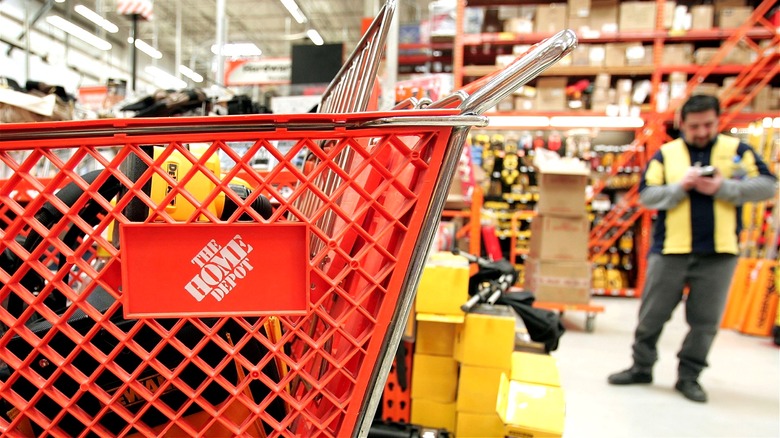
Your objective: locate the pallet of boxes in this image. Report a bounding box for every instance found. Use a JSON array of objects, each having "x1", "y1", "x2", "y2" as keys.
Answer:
[
  {"x1": 525, "y1": 158, "x2": 592, "y2": 306},
  {"x1": 411, "y1": 251, "x2": 566, "y2": 436}
]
